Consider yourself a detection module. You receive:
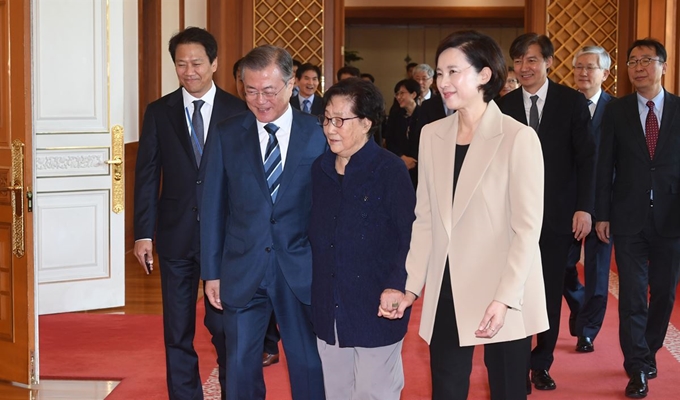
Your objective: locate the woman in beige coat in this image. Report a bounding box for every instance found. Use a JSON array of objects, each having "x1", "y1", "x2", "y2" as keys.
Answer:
[{"x1": 380, "y1": 31, "x2": 549, "y2": 400}]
